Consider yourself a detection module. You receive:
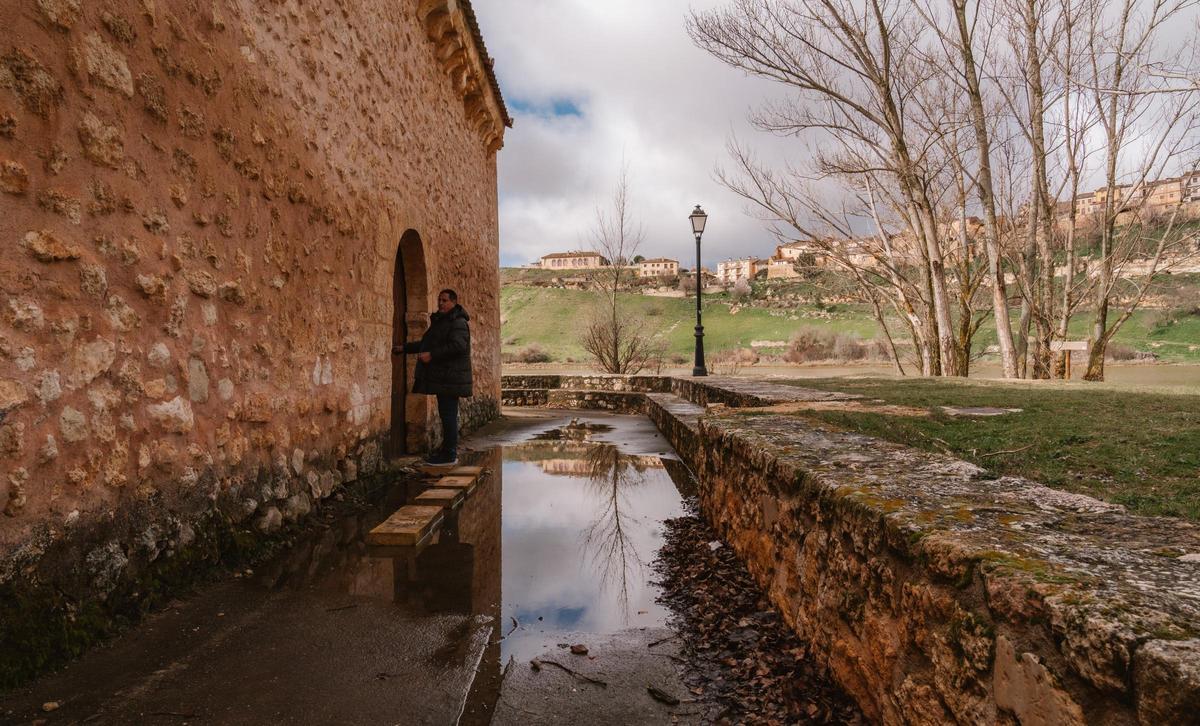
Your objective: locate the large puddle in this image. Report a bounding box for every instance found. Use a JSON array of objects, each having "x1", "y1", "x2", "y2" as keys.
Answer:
[{"x1": 498, "y1": 422, "x2": 687, "y2": 661}]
